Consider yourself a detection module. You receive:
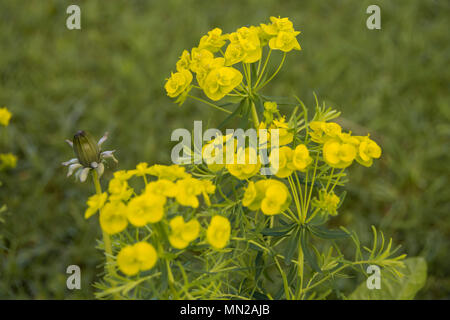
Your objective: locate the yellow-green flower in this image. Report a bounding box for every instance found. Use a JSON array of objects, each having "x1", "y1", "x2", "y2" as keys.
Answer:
[
  {"x1": 0, "y1": 153, "x2": 17, "y2": 170},
  {"x1": 165, "y1": 69, "x2": 193, "y2": 98},
  {"x1": 202, "y1": 134, "x2": 236, "y2": 172},
  {"x1": 224, "y1": 42, "x2": 246, "y2": 66},
  {"x1": 84, "y1": 192, "x2": 108, "y2": 219},
  {"x1": 355, "y1": 136, "x2": 382, "y2": 167},
  {"x1": 168, "y1": 216, "x2": 201, "y2": 249},
  {"x1": 129, "y1": 162, "x2": 152, "y2": 177},
  {"x1": 309, "y1": 121, "x2": 342, "y2": 144},
  {"x1": 203, "y1": 67, "x2": 243, "y2": 101},
  {"x1": 263, "y1": 101, "x2": 278, "y2": 124},
  {"x1": 117, "y1": 242, "x2": 157, "y2": 276},
  {"x1": 323, "y1": 139, "x2": 357, "y2": 168},
  {"x1": 226, "y1": 26, "x2": 262, "y2": 64},
  {"x1": 269, "y1": 30, "x2": 301, "y2": 52},
  {"x1": 261, "y1": 16, "x2": 296, "y2": 35},
  {"x1": 242, "y1": 180, "x2": 269, "y2": 211},
  {"x1": 227, "y1": 147, "x2": 261, "y2": 180},
  {"x1": 147, "y1": 164, "x2": 190, "y2": 181},
  {"x1": 207, "y1": 215, "x2": 231, "y2": 249},
  {"x1": 292, "y1": 144, "x2": 312, "y2": 171},
  {"x1": 312, "y1": 189, "x2": 340, "y2": 216},
  {"x1": 260, "y1": 179, "x2": 290, "y2": 215},
  {"x1": 99, "y1": 201, "x2": 128, "y2": 234},
  {"x1": 175, "y1": 177, "x2": 203, "y2": 208},
  {"x1": 189, "y1": 47, "x2": 215, "y2": 73},
  {"x1": 272, "y1": 117, "x2": 294, "y2": 146},
  {"x1": 176, "y1": 50, "x2": 191, "y2": 72},
  {"x1": 146, "y1": 179, "x2": 178, "y2": 198},
  {"x1": 198, "y1": 28, "x2": 227, "y2": 53},
  {"x1": 269, "y1": 146, "x2": 294, "y2": 178},
  {"x1": 196, "y1": 57, "x2": 226, "y2": 89},
  {"x1": 113, "y1": 170, "x2": 134, "y2": 181},
  {"x1": 243, "y1": 179, "x2": 290, "y2": 215},
  {"x1": 0, "y1": 107, "x2": 12, "y2": 126},
  {"x1": 127, "y1": 193, "x2": 166, "y2": 226},
  {"x1": 108, "y1": 177, "x2": 133, "y2": 202}
]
